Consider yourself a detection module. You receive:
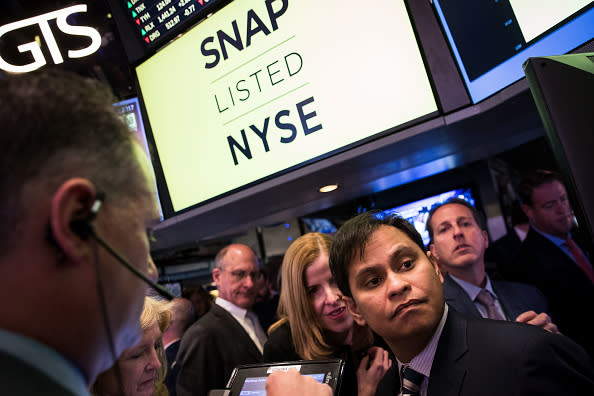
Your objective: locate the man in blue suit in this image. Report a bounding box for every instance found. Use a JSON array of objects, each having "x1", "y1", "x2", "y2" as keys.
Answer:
[{"x1": 426, "y1": 198, "x2": 557, "y2": 331}]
